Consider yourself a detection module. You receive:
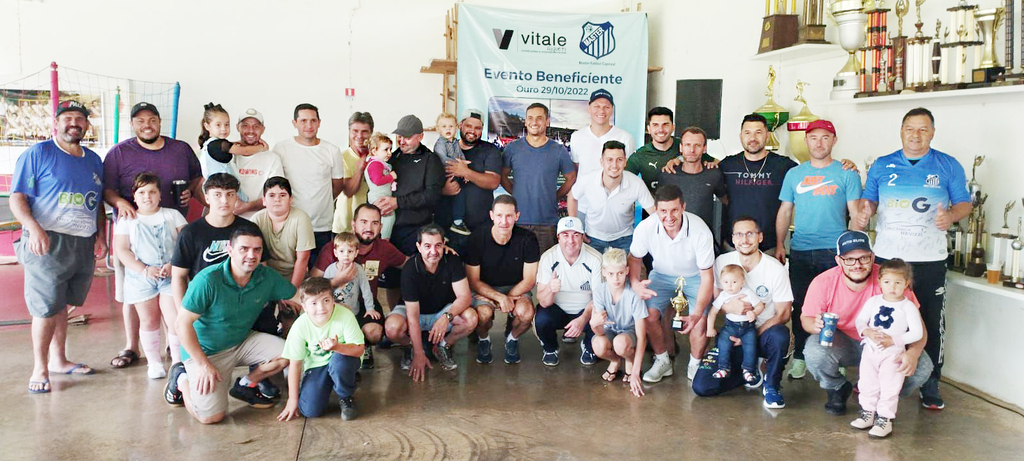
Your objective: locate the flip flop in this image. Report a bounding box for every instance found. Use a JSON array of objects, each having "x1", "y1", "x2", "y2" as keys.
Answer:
[
  {"x1": 110, "y1": 350, "x2": 138, "y2": 368},
  {"x1": 622, "y1": 372, "x2": 631, "y2": 384},
  {"x1": 28, "y1": 379, "x2": 51, "y2": 394},
  {"x1": 602, "y1": 369, "x2": 622, "y2": 382},
  {"x1": 51, "y1": 363, "x2": 94, "y2": 375}
]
